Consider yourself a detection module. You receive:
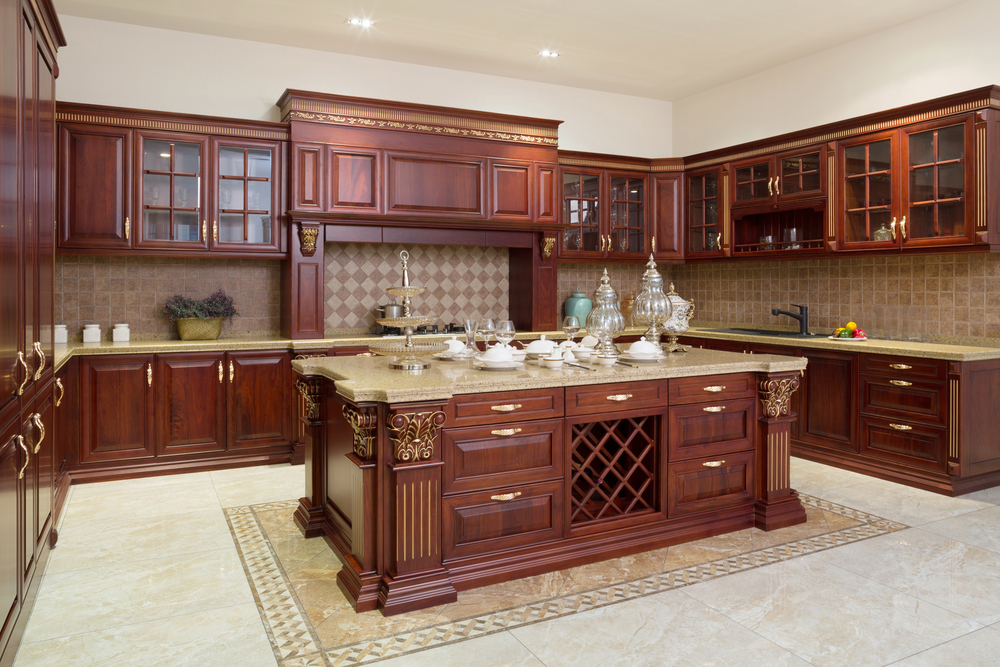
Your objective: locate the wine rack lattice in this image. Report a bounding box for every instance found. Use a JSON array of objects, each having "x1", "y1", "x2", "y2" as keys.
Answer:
[{"x1": 569, "y1": 415, "x2": 658, "y2": 526}]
